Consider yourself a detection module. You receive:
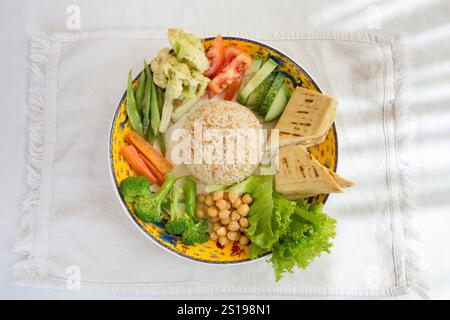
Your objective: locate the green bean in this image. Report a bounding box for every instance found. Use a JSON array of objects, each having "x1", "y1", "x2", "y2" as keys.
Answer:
[
  {"x1": 135, "y1": 71, "x2": 146, "y2": 116},
  {"x1": 183, "y1": 177, "x2": 197, "y2": 218},
  {"x1": 142, "y1": 61, "x2": 152, "y2": 135},
  {"x1": 126, "y1": 70, "x2": 144, "y2": 136},
  {"x1": 150, "y1": 81, "x2": 160, "y2": 136}
]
